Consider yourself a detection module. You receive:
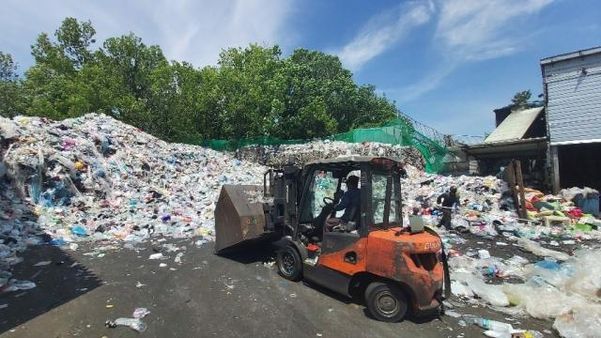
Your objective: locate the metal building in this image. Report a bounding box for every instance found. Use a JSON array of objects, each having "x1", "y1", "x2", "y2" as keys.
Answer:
[{"x1": 541, "y1": 47, "x2": 601, "y2": 192}]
